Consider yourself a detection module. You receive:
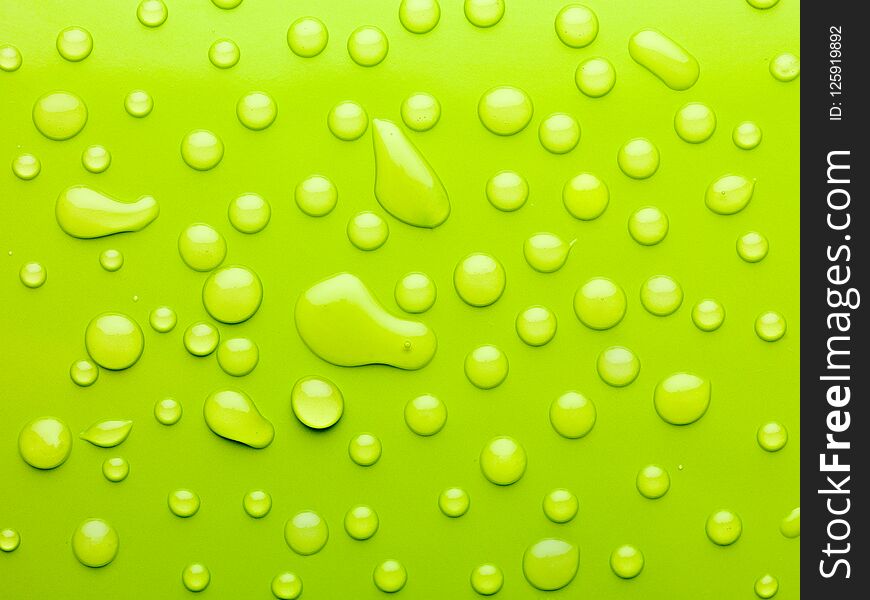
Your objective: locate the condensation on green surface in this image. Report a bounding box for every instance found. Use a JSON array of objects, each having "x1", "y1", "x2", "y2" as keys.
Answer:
[{"x1": 1, "y1": 0, "x2": 799, "y2": 598}]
